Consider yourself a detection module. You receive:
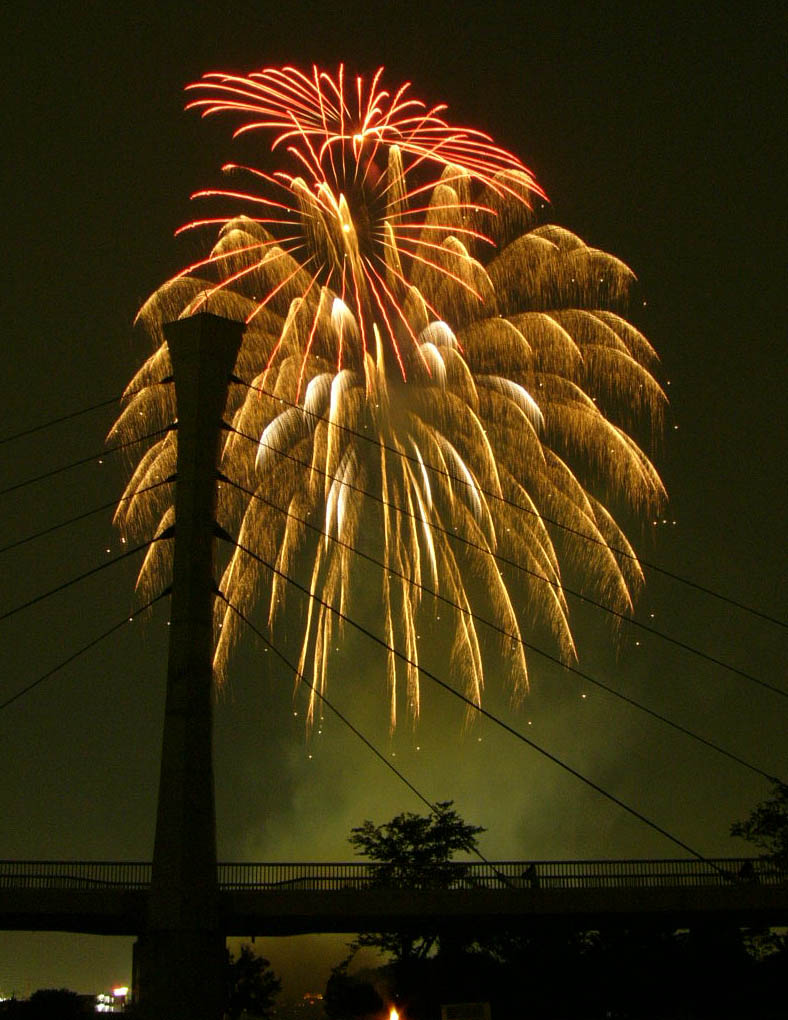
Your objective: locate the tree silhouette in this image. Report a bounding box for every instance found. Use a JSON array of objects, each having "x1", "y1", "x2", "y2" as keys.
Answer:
[
  {"x1": 730, "y1": 779, "x2": 788, "y2": 867},
  {"x1": 324, "y1": 965, "x2": 384, "y2": 1020},
  {"x1": 0, "y1": 989, "x2": 86, "y2": 1019},
  {"x1": 347, "y1": 801, "x2": 484, "y2": 965},
  {"x1": 225, "y1": 945, "x2": 281, "y2": 1020}
]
